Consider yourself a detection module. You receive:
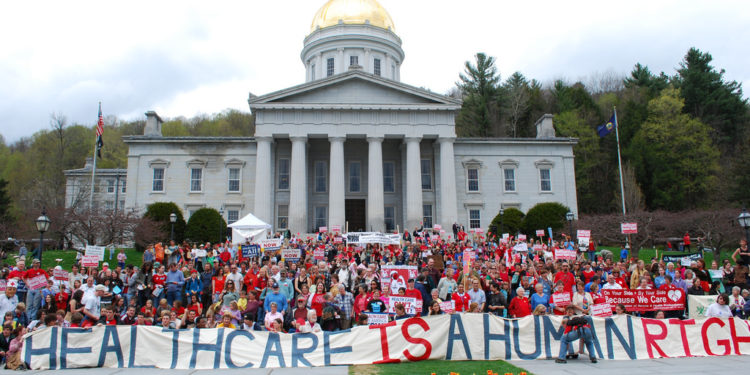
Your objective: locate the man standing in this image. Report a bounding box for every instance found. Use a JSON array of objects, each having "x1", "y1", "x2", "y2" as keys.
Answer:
[
  {"x1": 24, "y1": 259, "x2": 48, "y2": 323},
  {"x1": 82, "y1": 285, "x2": 107, "y2": 326},
  {"x1": 554, "y1": 263, "x2": 575, "y2": 293},
  {"x1": 226, "y1": 263, "x2": 244, "y2": 289},
  {"x1": 263, "y1": 282, "x2": 288, "y2": 316},
  {"x1": 467, "y1": 279, "x2": 486, "y2": 311},
  {"x1": 7, "y1": 261, "x2": 27, "y2": 305},
  {"x1": 333, "y1": 284, "x2": 354, "y2": 329},
  {"x1": 277, "y1": 270, "x2": 294, "y2": 305},
  {"x1": 165, "y1": 263, "x2": 185, "y2": 306}
]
